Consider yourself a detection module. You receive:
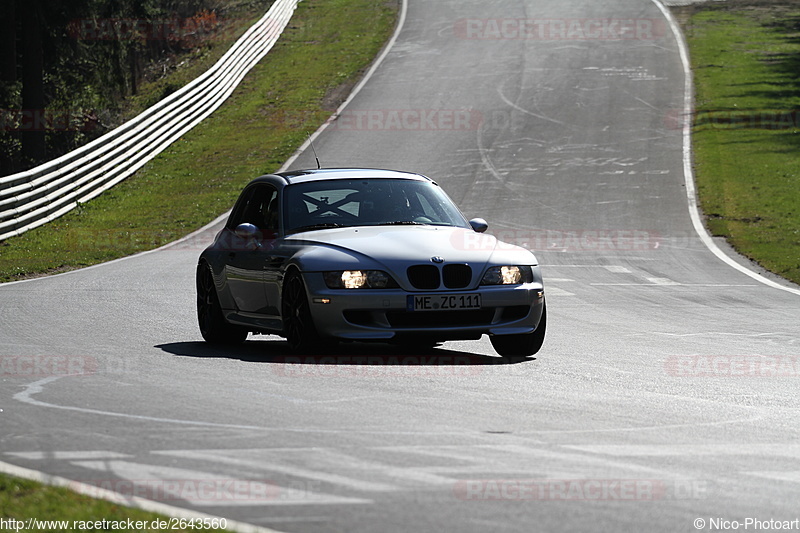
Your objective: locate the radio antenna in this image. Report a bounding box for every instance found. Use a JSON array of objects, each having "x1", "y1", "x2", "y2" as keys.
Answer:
[{"x1": 308, "y1": 133, "x2": 321, "y2": 169}]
